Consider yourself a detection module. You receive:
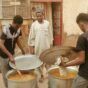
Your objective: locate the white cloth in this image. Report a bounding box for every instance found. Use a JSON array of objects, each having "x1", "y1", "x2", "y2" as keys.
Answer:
[
  {"x1": 54, "y1": 56, "x2": 61, "y2": 65},
  {"x1": 3, "y1": 24, "x2": 21, "y2": 39},
  {"x1": 28, "y1": 20, "x2": 53, "y2": 56}
]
